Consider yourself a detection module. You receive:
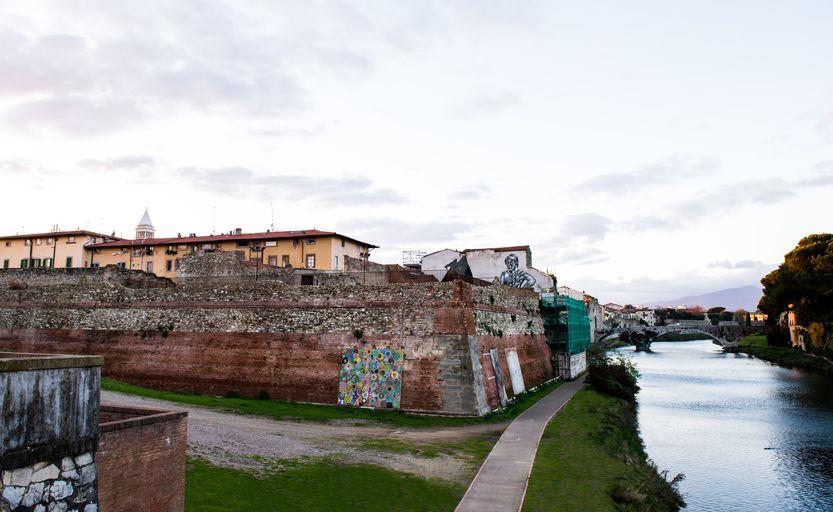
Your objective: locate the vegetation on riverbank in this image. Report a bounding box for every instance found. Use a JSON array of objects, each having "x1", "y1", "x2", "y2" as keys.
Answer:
[
  {"x1": 524, "y1": 353, "x2": 684, "y2": 511},
  {"x1": 101, "y1": 376, "x2": 562, "y2": 428},
  {"x1": 656, "y1": 332, "x2": 711, "y2": 341},
  {"x1": 727, "y1": 335, "x2": 833, "y2": 373},
  {"x1": 185, "y1": 457, "x2": 465, "y2": 511},
  {"x1": 523, "y1": 389, "x2": 684, "y2": 512}
]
